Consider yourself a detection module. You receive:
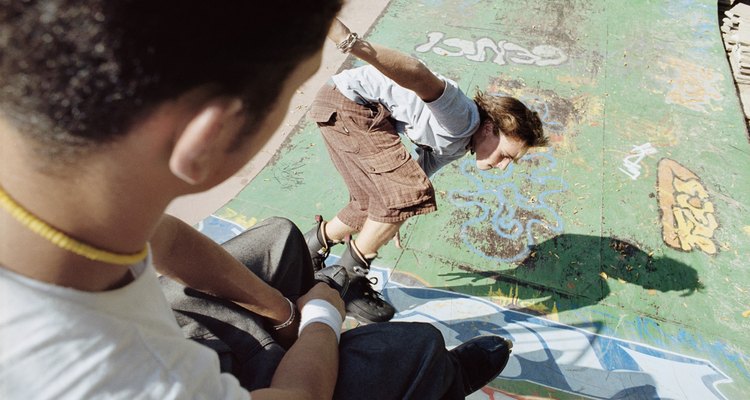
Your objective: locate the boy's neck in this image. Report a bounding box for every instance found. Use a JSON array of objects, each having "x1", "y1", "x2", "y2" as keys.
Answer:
[
  {"x1": 0, "y1": 208, "x2": 141, "y2": 291},
  {"x1": 0, "y1": 142, "x2": 171, "y2": 292}
]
